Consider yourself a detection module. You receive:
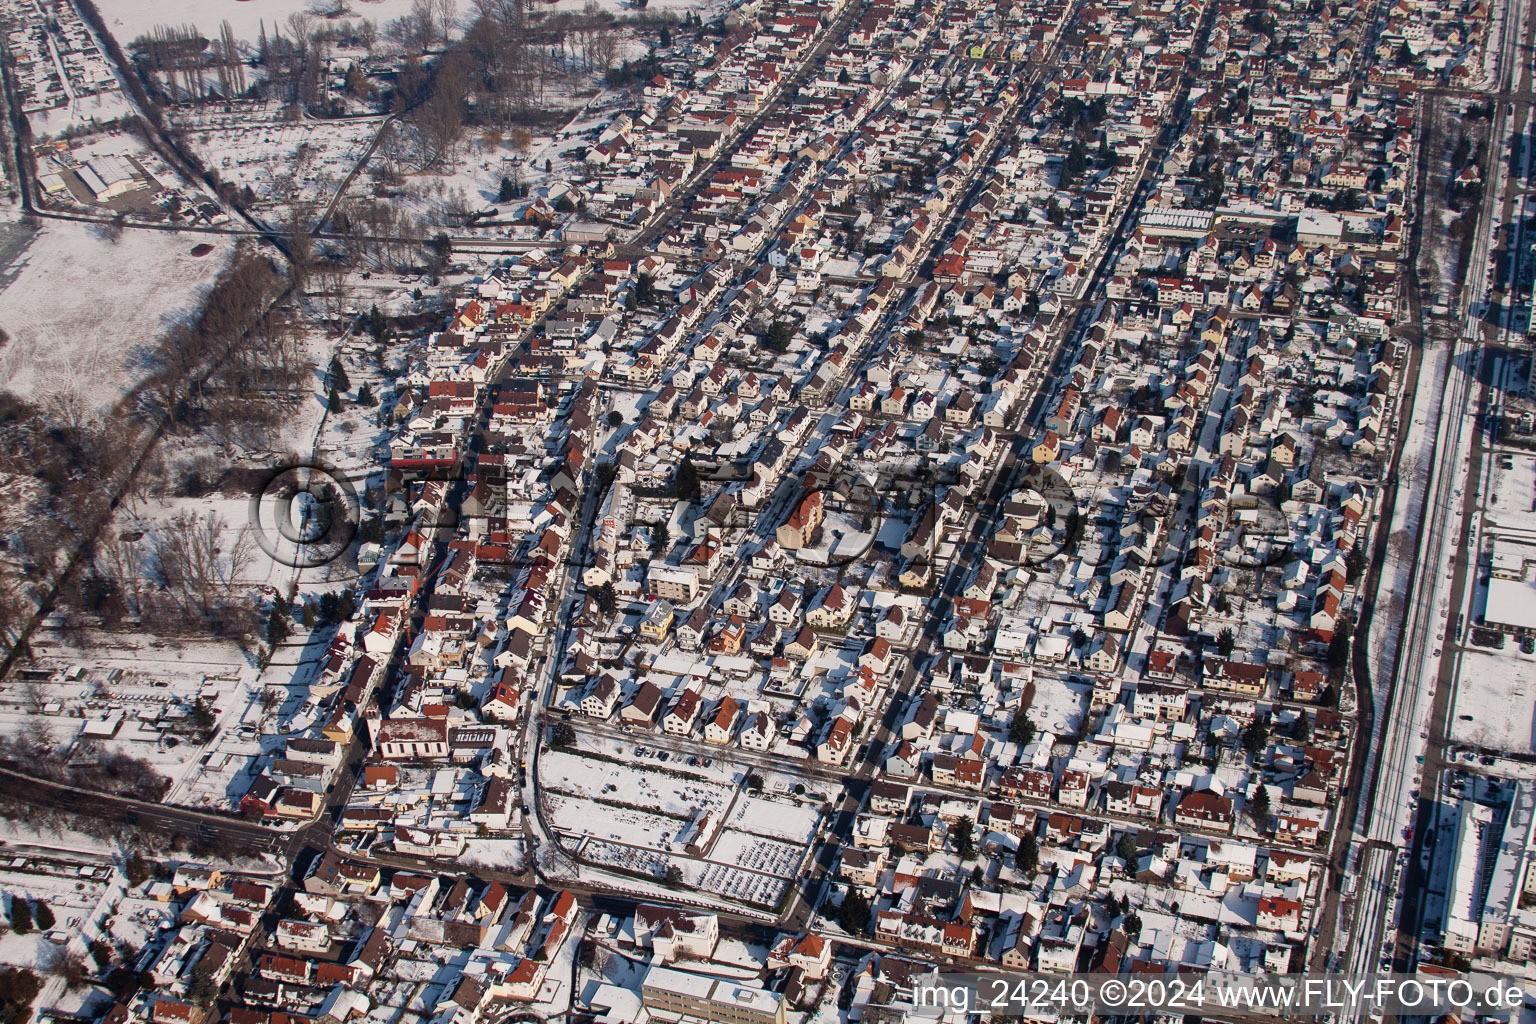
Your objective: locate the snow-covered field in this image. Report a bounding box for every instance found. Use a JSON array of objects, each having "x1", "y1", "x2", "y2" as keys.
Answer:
[
  {"x1": 94, "y1": 0, "x2": 721, "y2": 50},
  {"x1": 726, "y1": 794, "x2": 819, "y2": 842},
  {"x1": 0, "y1": 221, "x2": 232, "y2": 413},
  {"x1": 1447, "y1": 644, "x2": 1536, "y2": 752},
  {"x1": 93, "y1": 0, "x2": 427, "y2": 46},
  {"x1": 541, "y1": 748, "x2": 733, "y2": 819},
  {"x1": 460, "y1": 837, "x2": 527, "y2": 873}
]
